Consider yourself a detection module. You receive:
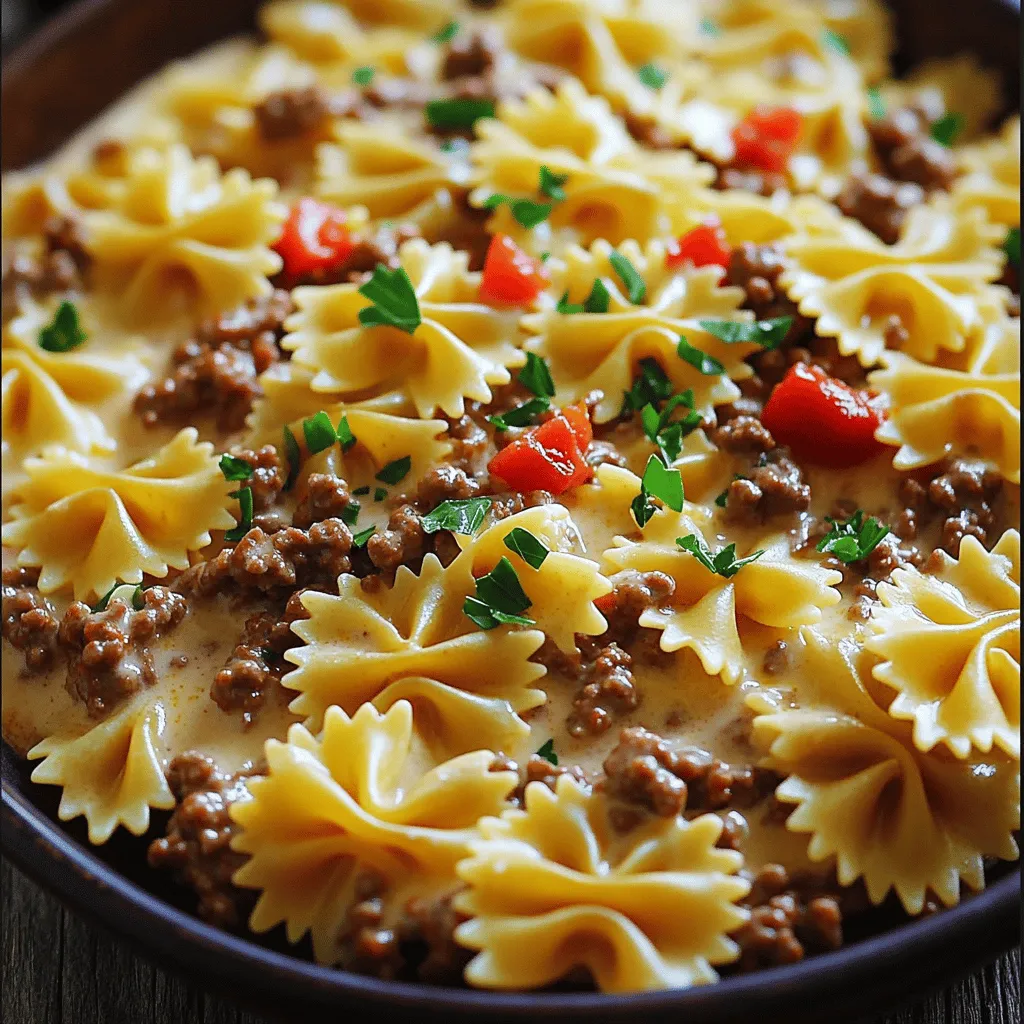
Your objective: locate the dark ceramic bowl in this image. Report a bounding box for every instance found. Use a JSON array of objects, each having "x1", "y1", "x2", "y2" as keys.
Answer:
[{"x1": 2, "y1": 1, "x2": 1021, "y2": 1020}]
